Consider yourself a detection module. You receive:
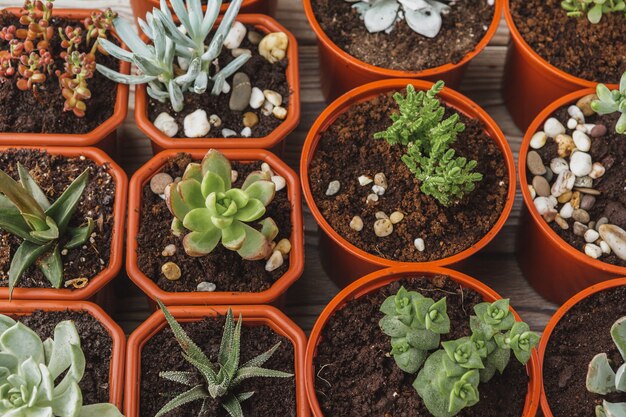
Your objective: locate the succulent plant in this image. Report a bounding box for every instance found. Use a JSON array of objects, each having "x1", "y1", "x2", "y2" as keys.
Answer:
[
  {"x1": 347, "y1": 0, "x2": 452, "y2": 38},
  {"x1": 96, "y1": 0, "x2": 249, "y2": 113},
  {"x1": 166, "y1": 149, "x2": 277, "y2": 260},
  {"x1": 592, "y1": 72, "x2": 626, "y2": 134},
  {"x1": 561, "y1": 0, "x2": 625, "y2": 23},
  {"x1": 0, "y1": 164, "x2": 93, "y2": 295},
  {"x1": 379, "y1": 286, "x2": 450, "y2": 373},
  {"x1": 586, "y1": 316, "x2": 626, "y2": 417},
  {"x1": 156, "y1": 301, "x2": 292, "y2": 417},
  {"x1": 0, "y1": 314, "x2": 124, "y2": 416}
]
